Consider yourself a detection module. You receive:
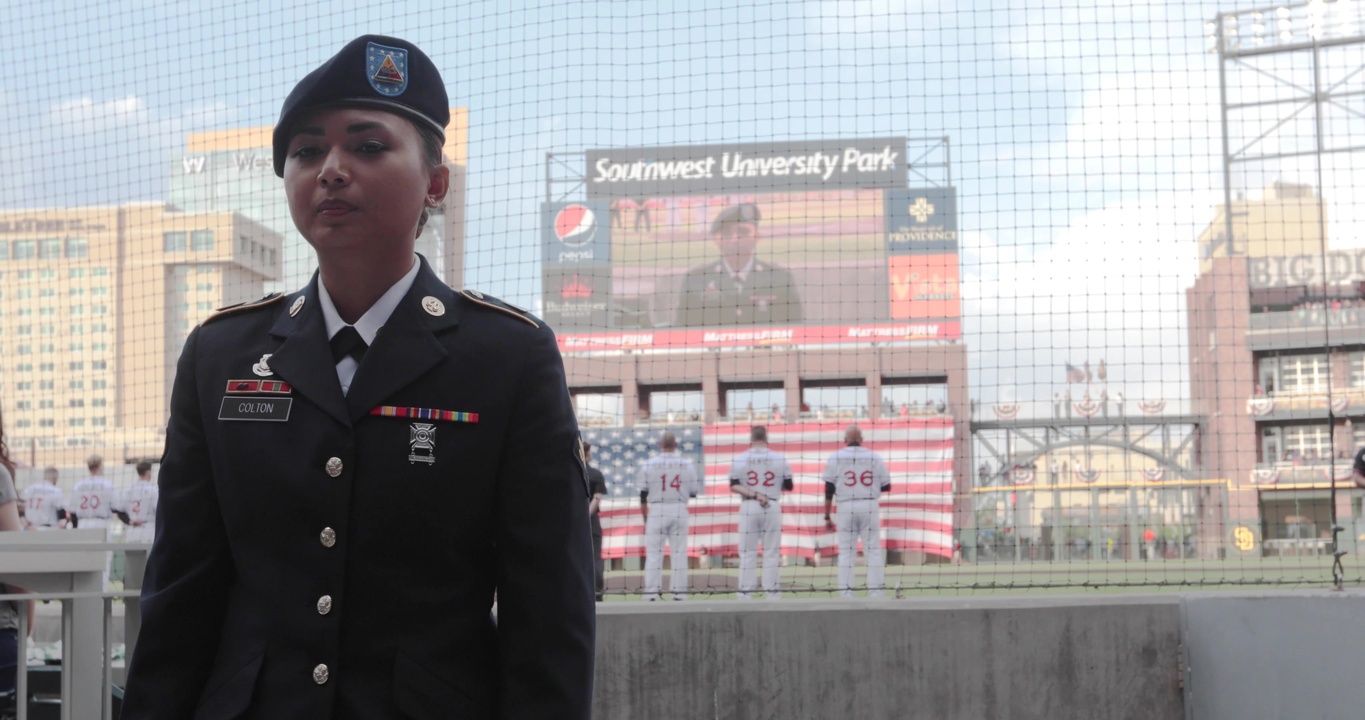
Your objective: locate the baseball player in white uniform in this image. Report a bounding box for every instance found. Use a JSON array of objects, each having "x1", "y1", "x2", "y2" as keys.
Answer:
[
  {"x1": 822, "y1": 425, "x2": 892, "y2": 598},
  {"x1": 728, "y1": 426, "x2": 793, "y2": 599},
  {"x1": 70, "y1": 455, "x2": 116, "y2": 531},
  {"x1": 20, "y1": 466, "x2": 67, "y2": 530},
  {"x1": 636, "y1": 431, "x2": 701, "y2": 601},
  {"x1": 116, "y1": 460, "x2": 160, "y2": 544}
]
